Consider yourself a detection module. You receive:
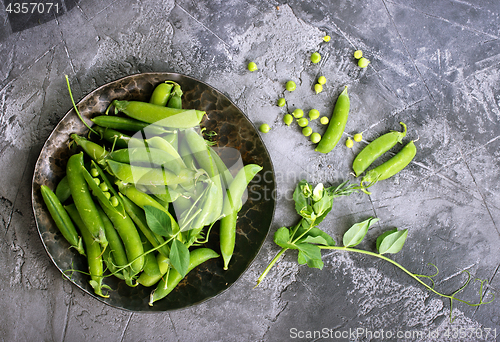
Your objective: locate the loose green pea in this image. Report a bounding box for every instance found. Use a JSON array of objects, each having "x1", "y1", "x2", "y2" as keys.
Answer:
[
  {"x1": 309, "y1": 109, "x2": 320, "y2": 120},
  {"x1": 90, "y1": 168, "x2": 99, "y2": 177},
  {"x1": 110, "y1": 196, "x2": 119, "y2": 207},
  {"x1": 277, "y1": 98, "x2": 286, "y2": 107},
  {"x1": 318, "y1": 76, "x2": 326, "y2": 85},
  {"x1": 259, "y1": 123, "x2": 271, "y2": 133},
  {"x1": 311, "y1": 132, "x2": 322, "y2": 144},
  {"x1": 346, "y1": 137, "x2": 354, "y2": 148},
  {"x1": 247, "y1": 62, "x2": 258, "y2": 72},
  {"x1": 302, "y1": 126, "x2": 313, "y2": 137},
  {"x1": 99, "y1": 182, "x2": 109, "y2": 192},
  {"x1": 286, "y1": 81, "x2": 296, "y2": 91},
  {"x1": 284, "y1": 114, "x2": 293, "y2": 126},
  {"x1": 311, "y1": 52, "x2": 321, "y2": 64},
  {"x1": 297, "y1": 118, "x2": 309, "y2": 127},
  {"x1": 314, "y1": 84, "x2": 323, "y2": 94},
  {"x1": 358, "y1": 57, "x2": 370, "y2": 68},
  {"x1": 293, "y1": 109, "x2": 304, "y2": 119},
  {"x1": 320, "y1": 116, "x2": 329, "y2": 125},
  {"x1": 354, "y1": 50, "x2": 363, "y2": 59},
  {"x1": 353, "y1": 133, "x2": 363, "y2": 142},
  {"x1": 323, "y1": 36, "x2": 331, "y2": 42}
]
